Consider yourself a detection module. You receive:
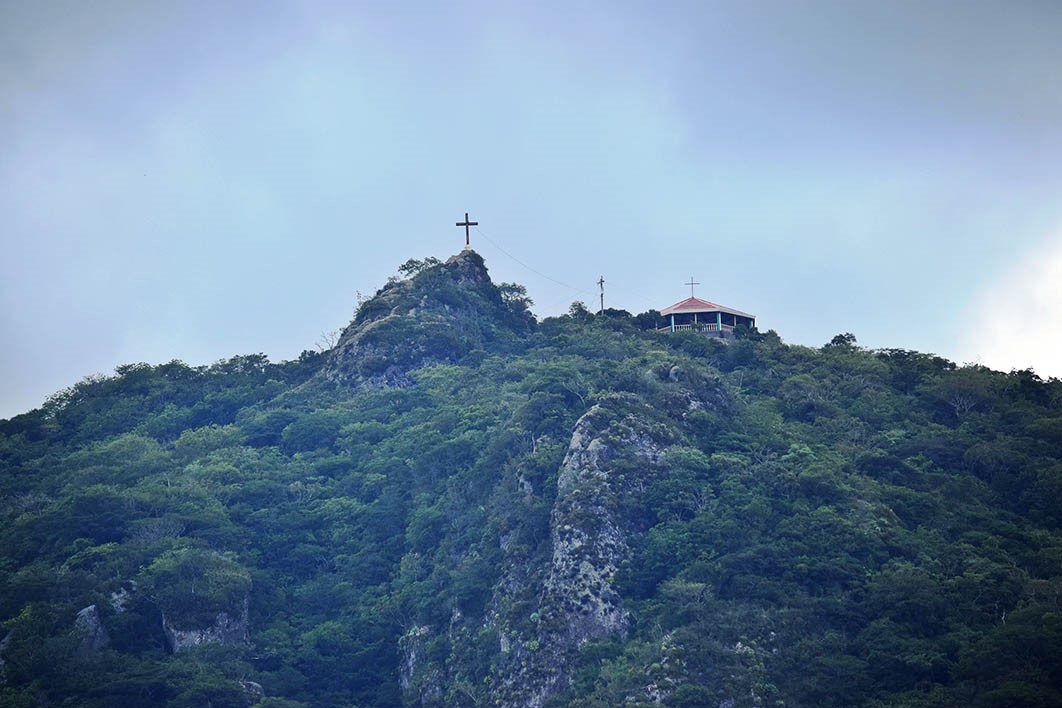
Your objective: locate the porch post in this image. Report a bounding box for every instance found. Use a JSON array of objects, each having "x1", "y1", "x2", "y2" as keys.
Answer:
[{"x1": 670, "y1": 314, "x2": 675, "y2": 333}]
